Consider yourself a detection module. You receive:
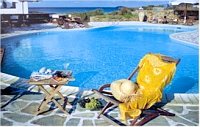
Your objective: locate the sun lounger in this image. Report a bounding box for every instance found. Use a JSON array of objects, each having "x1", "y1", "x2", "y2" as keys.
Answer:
[{"x1": 92, "y1": 53, "x2": 180, "y2": 126}]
